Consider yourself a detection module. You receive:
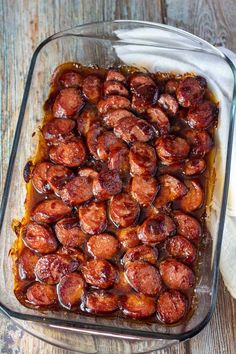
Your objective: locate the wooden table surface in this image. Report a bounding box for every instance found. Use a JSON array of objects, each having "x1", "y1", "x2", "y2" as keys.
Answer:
[{"x1": 1, "y1": 1, "x2": 236, "y2": 353}]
